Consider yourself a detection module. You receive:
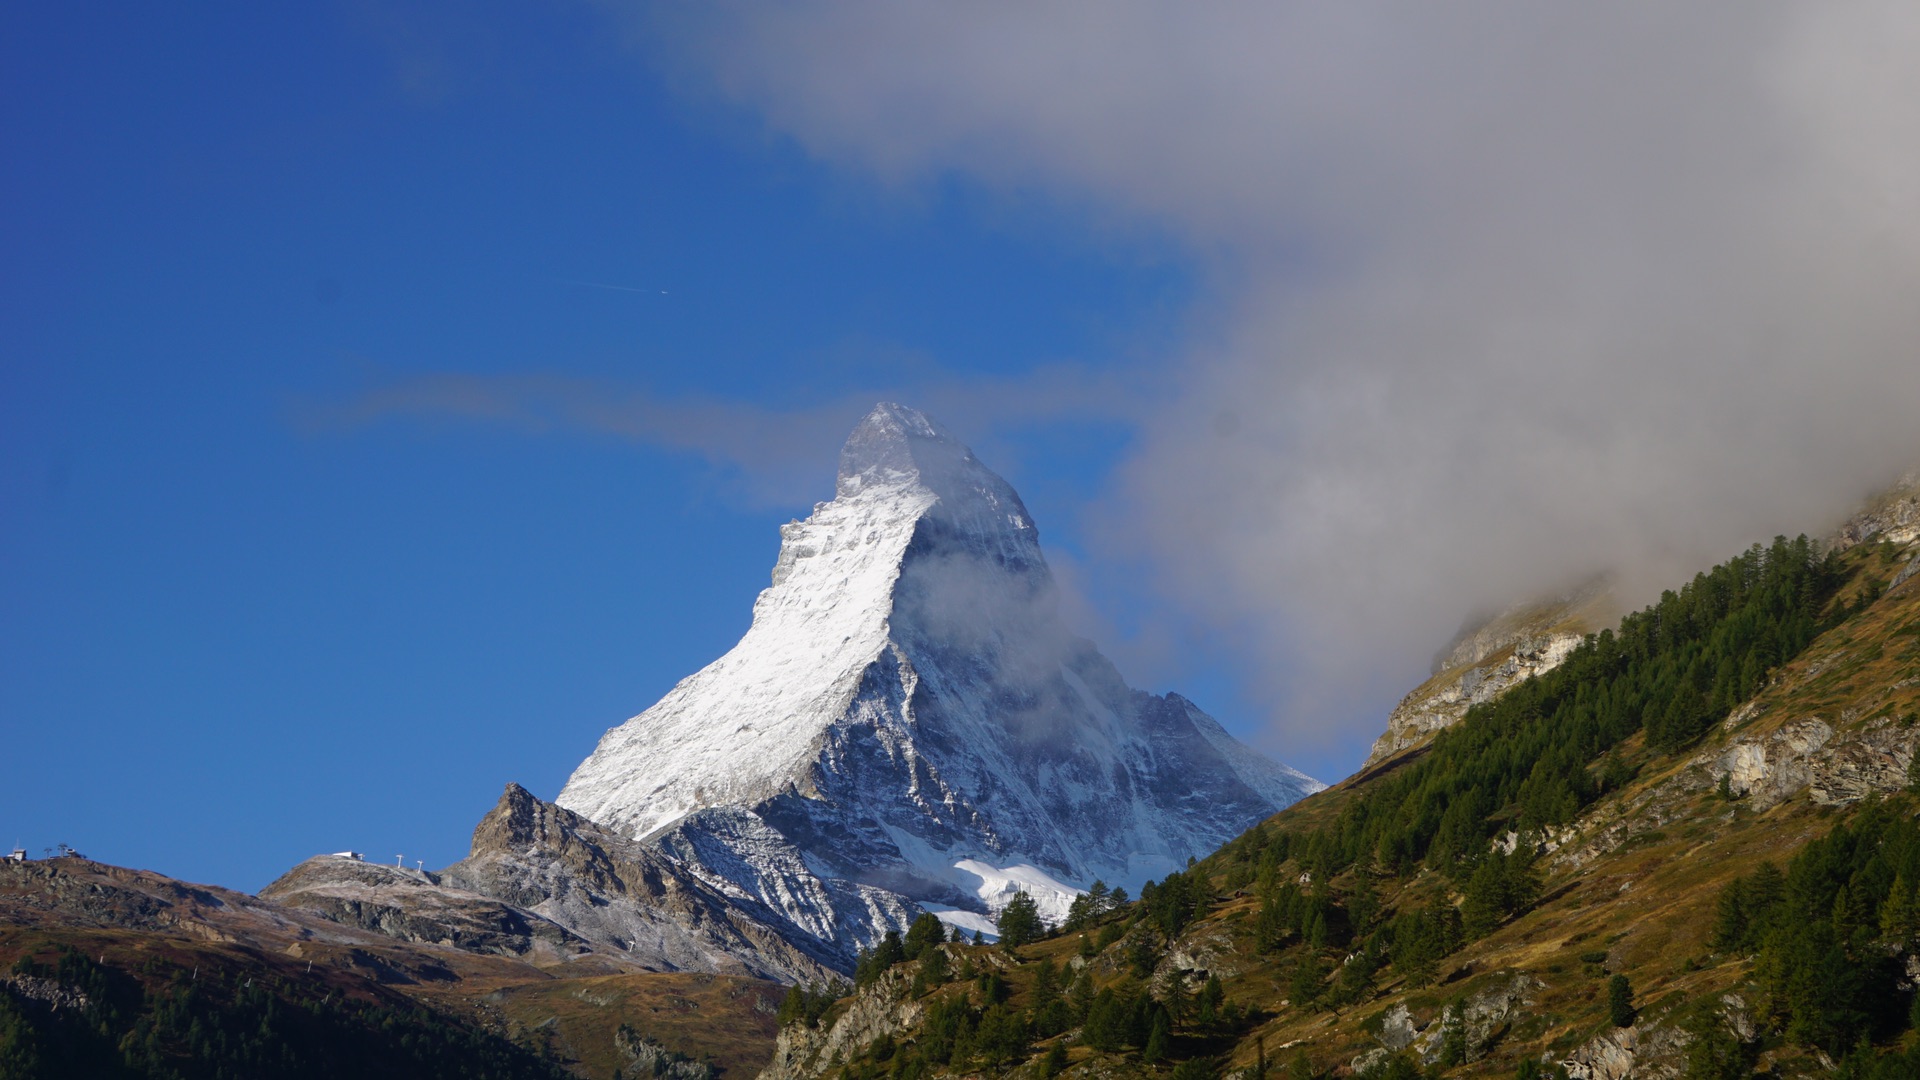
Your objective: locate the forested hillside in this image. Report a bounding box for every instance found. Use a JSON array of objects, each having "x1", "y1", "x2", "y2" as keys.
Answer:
[{"x1": 772, "y1": 534, "x2": 1920, "y2": 1079}]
